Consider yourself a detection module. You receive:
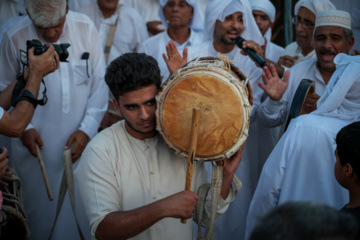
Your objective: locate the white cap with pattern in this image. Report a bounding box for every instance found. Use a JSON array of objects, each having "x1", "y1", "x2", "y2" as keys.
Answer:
[{"x1": 315, "y1": 9, "x2": 351, "y2": 30}]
